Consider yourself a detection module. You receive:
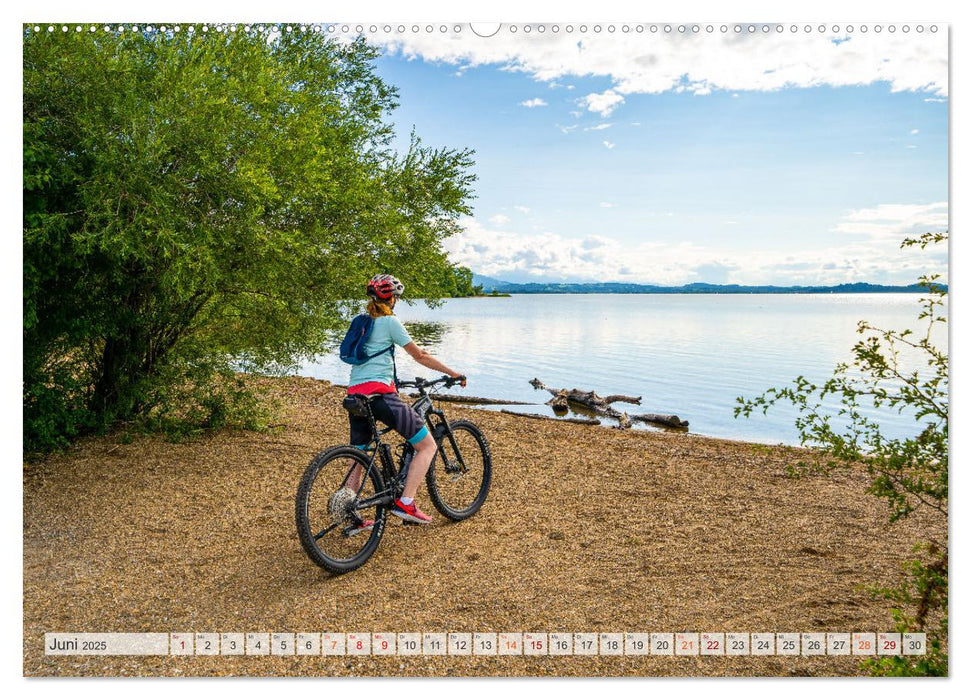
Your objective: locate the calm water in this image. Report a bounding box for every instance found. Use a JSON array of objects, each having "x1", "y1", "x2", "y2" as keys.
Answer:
[{"x1": 299, "y1": 294, "x2": 947, "y2": 445}]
